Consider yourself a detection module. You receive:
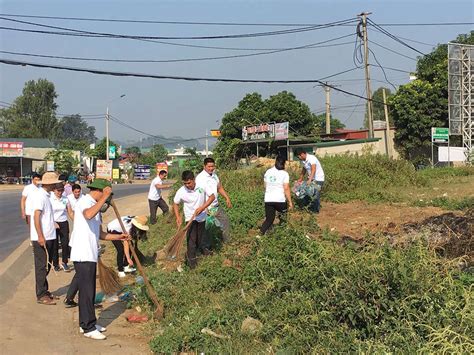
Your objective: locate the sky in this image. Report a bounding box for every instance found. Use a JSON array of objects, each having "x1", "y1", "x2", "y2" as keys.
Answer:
[{"x1": 0, "y1": 0, "x2": 472, "y2": 143}]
